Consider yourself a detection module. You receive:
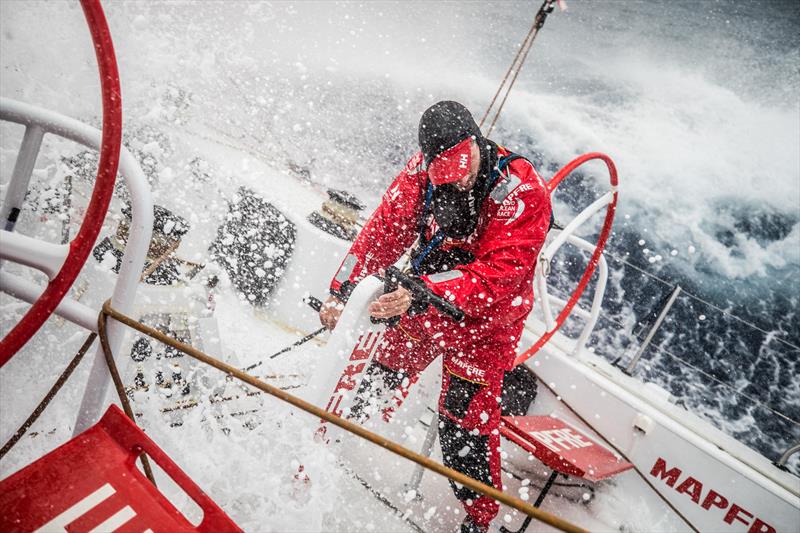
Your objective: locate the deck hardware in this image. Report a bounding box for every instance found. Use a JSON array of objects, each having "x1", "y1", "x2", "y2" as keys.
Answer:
[
  {"x1": 632, "y1": 413, "x2": 655, "y2": 434},
  {"x1": 499, "y1": 470, "x2": 562, "y2": 533},
  {"x1": 405, "y1": 409, "x2": 440, "y2": 494},
  {"x1": 308, "y1": 188, "x2": 365, "y2": 241},
  {"x1": 775, "y1": 442, "x2": 800, "y2": 471}
]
